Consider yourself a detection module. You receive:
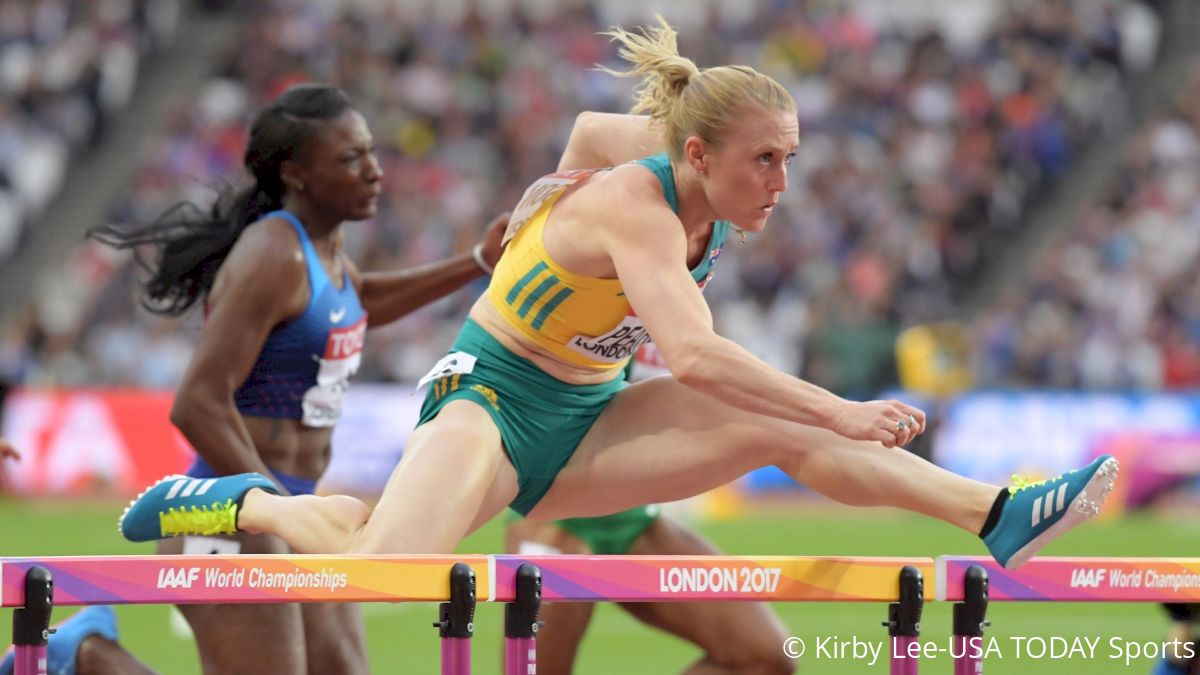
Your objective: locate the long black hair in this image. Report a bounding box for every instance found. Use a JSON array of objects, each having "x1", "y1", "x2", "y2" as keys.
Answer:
[{"x1": 89, "y1": 84, "x2": 353, "y2": 315}]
